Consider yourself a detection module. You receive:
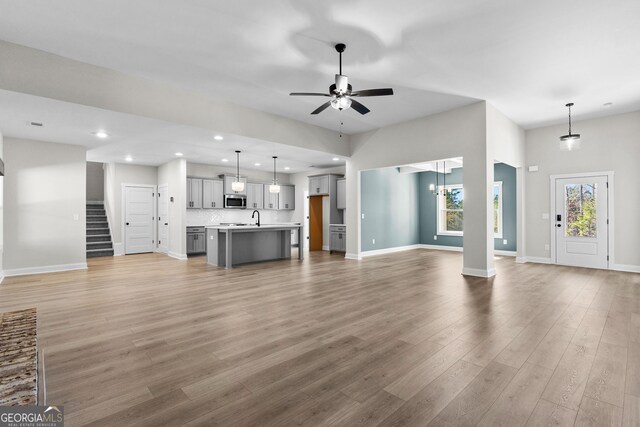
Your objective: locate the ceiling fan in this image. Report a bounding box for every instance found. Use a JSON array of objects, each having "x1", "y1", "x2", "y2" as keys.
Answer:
[{"x1": 290, "y1": 43, "x2": 394, "y2": 115}]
